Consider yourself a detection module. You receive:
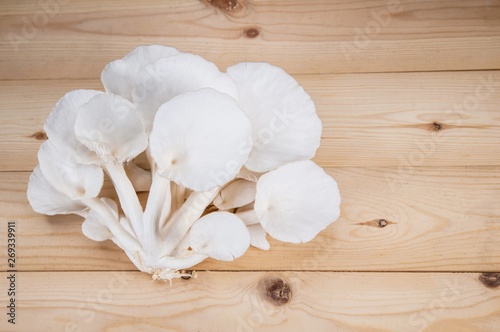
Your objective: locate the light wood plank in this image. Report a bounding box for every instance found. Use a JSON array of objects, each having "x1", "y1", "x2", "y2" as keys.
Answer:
[
  {"x1": 1, "y1": 0, "x2": 500, "y2": 79},
  {"x1": 1, "y1": 166, "x2": 499, "y2": 272},
  {"x1": 1, "y1": 70, "x2": 499, "y2": 171},
  {"x1": 1, "y1": 271, "x2": 499, "y2": 331}
]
